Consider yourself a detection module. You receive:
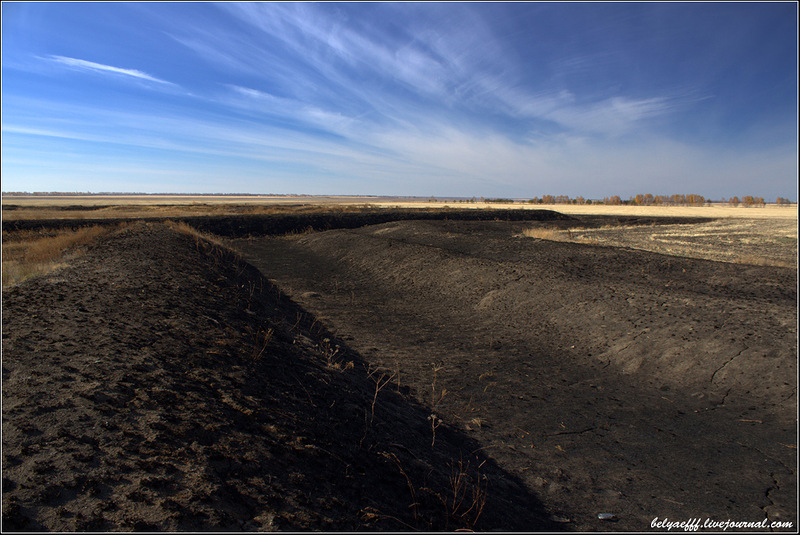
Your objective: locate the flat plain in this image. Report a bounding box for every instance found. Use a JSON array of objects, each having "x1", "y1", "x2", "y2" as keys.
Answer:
[
  {"x1": 1, "y1": 198, "x2": 797, "y2": 531},
  {"x1": 3, "y1": 193, "x2": 797, "y2": 219}
]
